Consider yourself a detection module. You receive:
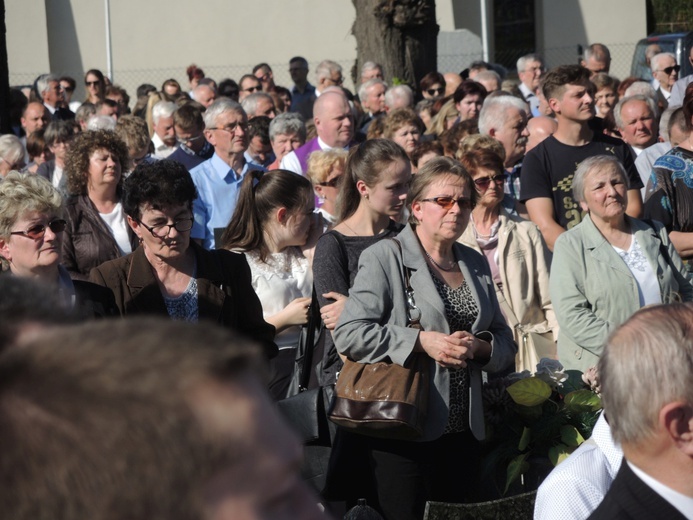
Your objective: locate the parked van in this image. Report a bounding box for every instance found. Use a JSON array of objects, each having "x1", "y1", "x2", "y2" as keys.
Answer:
[{"x1": 630, "y1": 32, "x2": 693, "y2": 80}]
